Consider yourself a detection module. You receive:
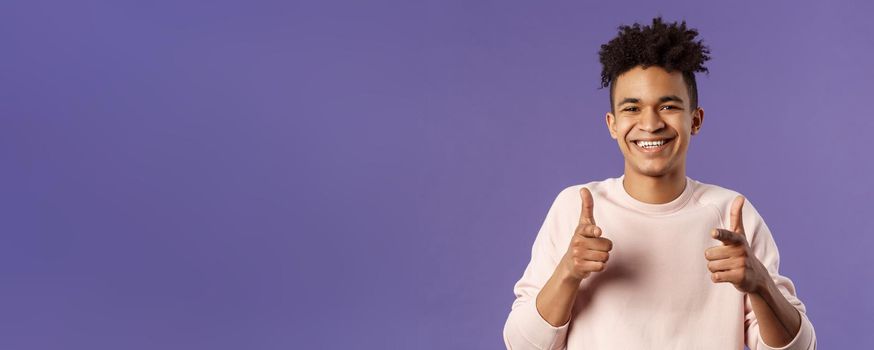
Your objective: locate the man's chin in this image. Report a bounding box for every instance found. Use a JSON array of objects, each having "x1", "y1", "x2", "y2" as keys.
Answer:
[{"x1": 629, "y1": 163, "x2": 674, "y2": 178}]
